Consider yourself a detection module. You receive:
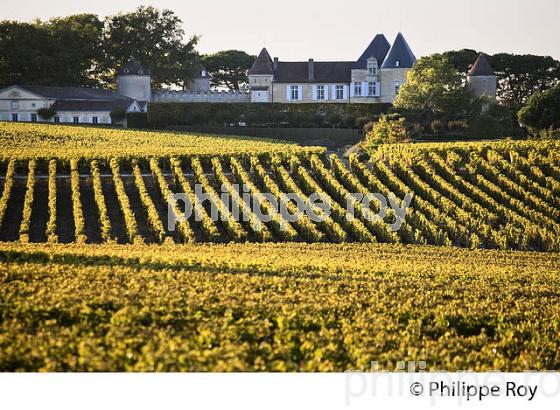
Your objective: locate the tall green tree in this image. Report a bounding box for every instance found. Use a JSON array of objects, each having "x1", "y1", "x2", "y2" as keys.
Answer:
[
  {"x1": 393, "y1": 55, "x2": 474, "y2": 117},
  {"x1": 518, "y1": 85, "x2": 560, "y2": 132},
  {"x1": 102, "y1": 6, "x2": 199, "y2": 88},
  {"x1": 0, "y1": 15, "x2": 103, "y2": 86},
  {"x1": 201, "y1": 50, "x2": 255, "y2": 91},
  {"x1": 444, "y1": 50, "x2": 560, "y2": 106}
]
